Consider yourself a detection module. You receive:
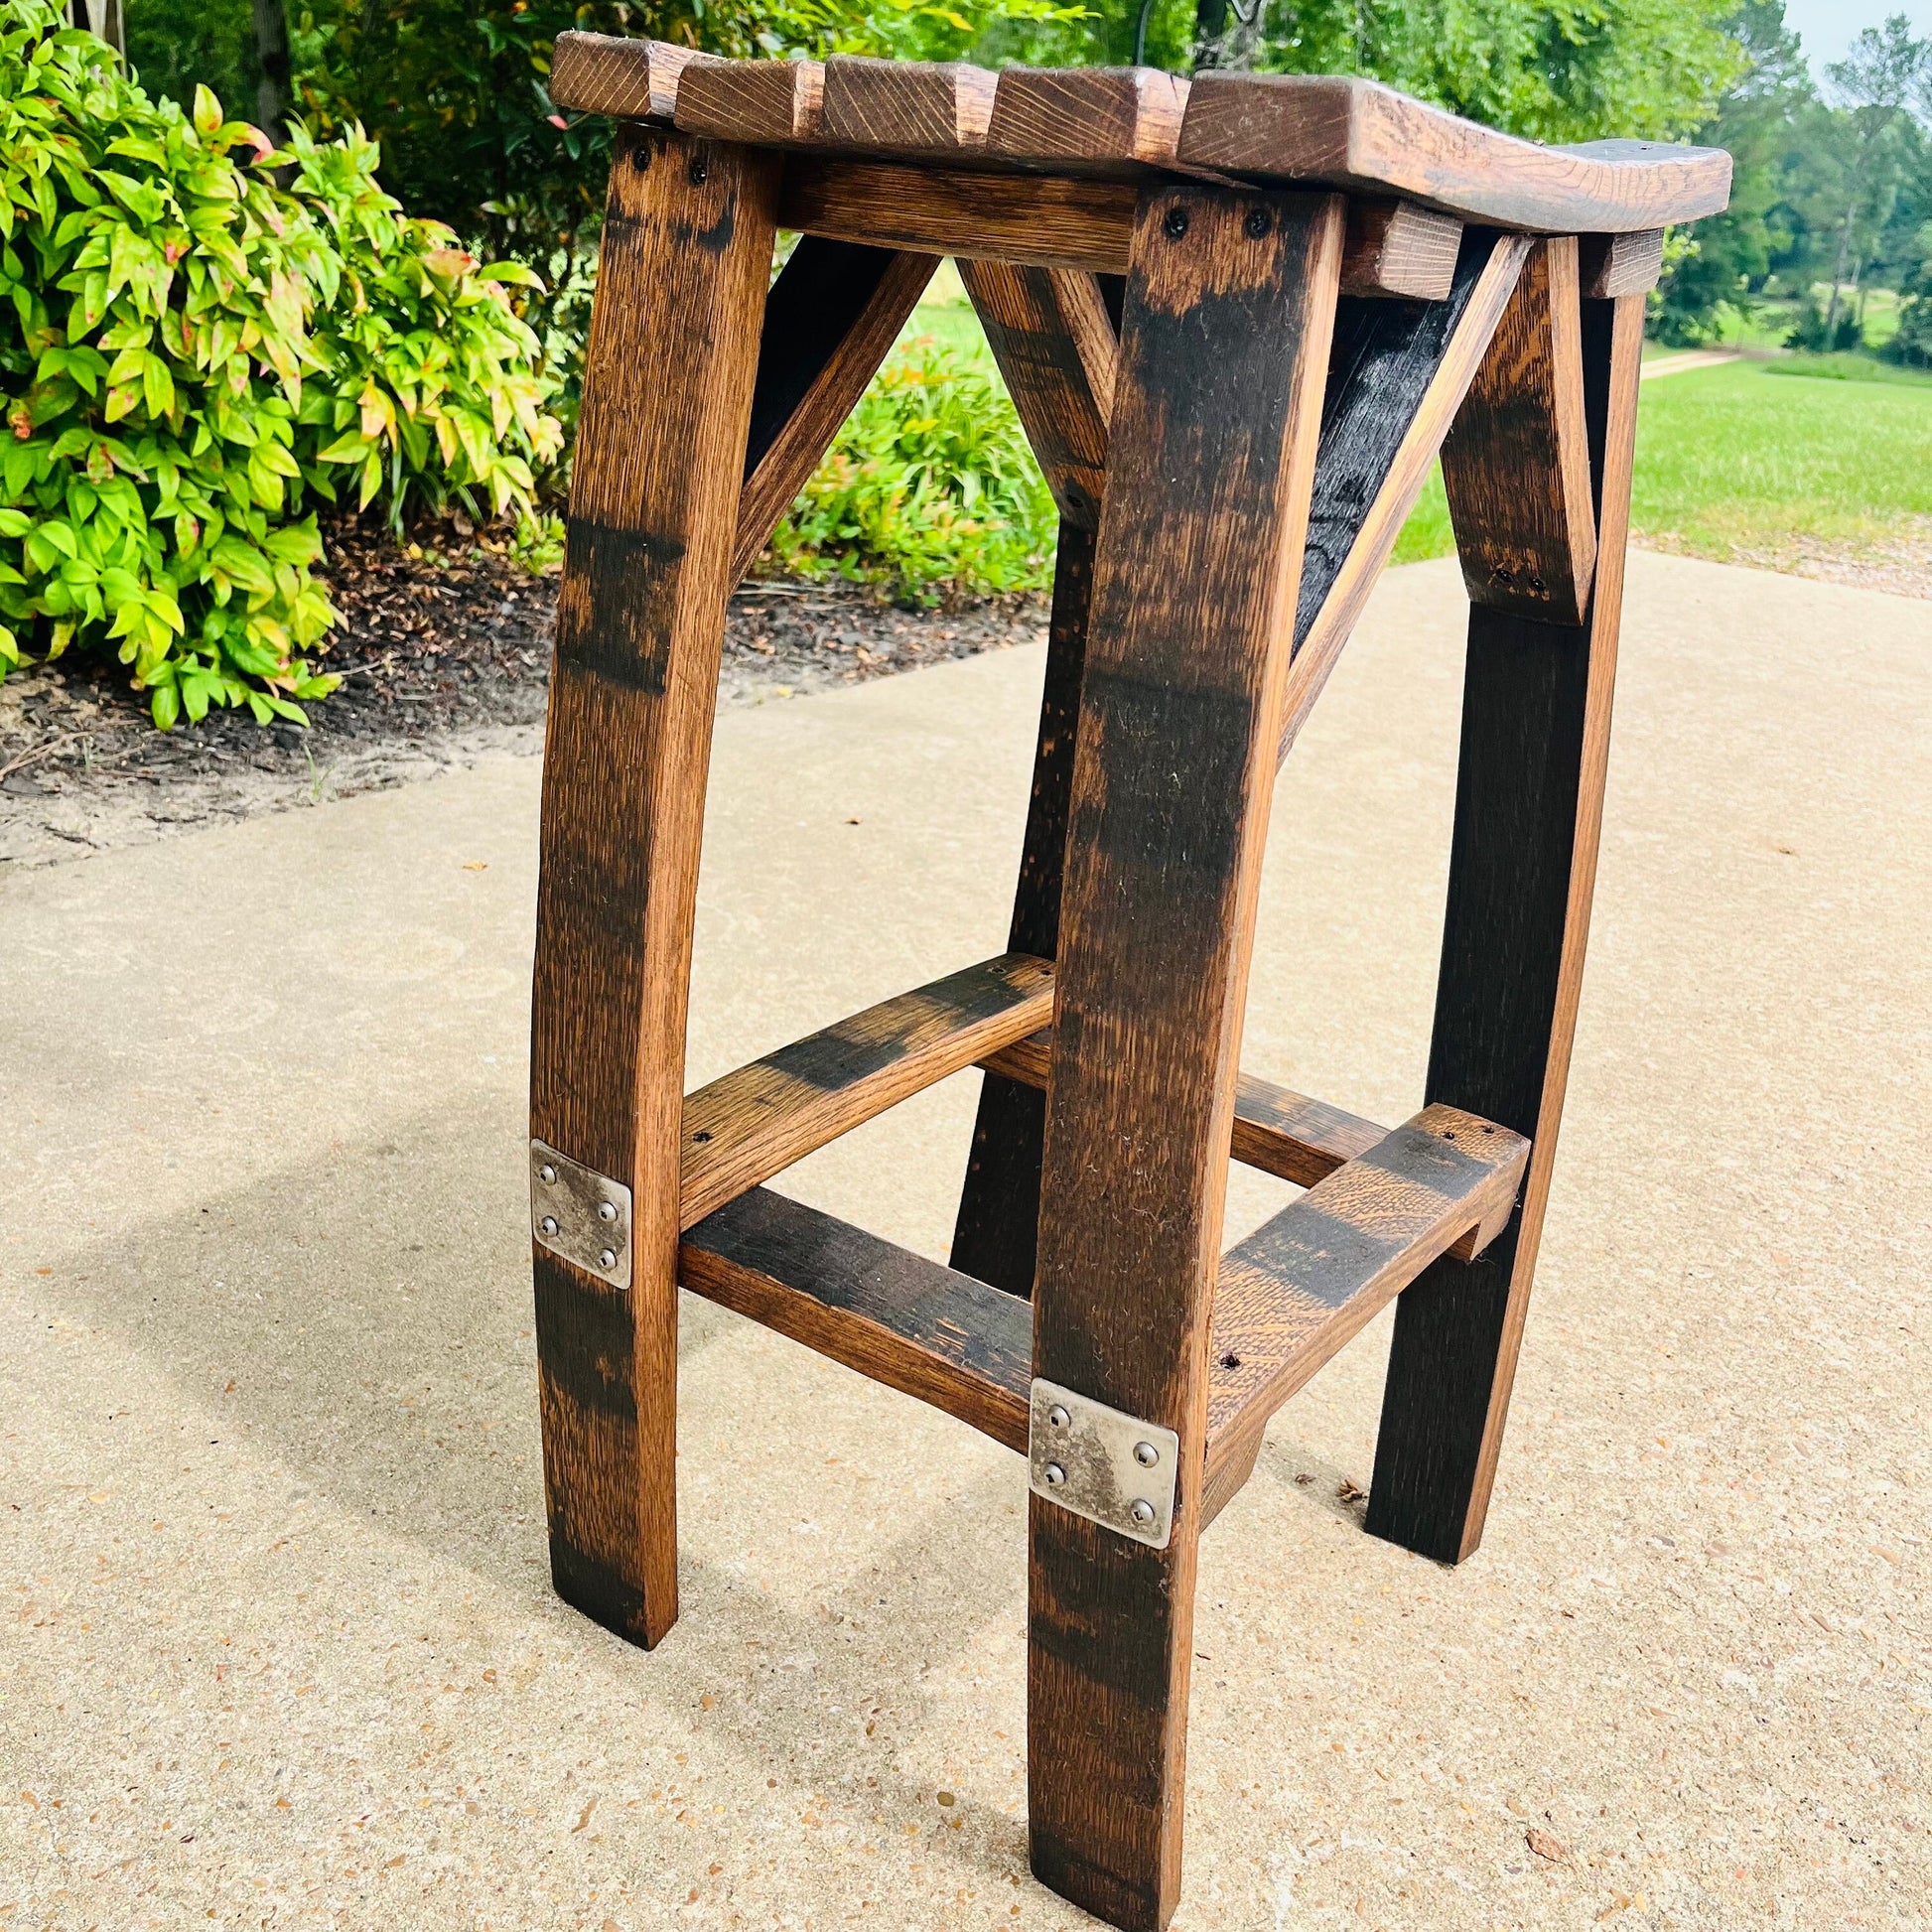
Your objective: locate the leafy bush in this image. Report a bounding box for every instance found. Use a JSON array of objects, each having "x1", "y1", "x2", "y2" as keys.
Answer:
[
  {"x1": 1784, "y1": 299, "x2": 1865, "y2": 352},
  {"x1": 763, "y1": 339, "x2": 1056, "y2": 601},
  {"x1": 0, "y1": 0, "x2": 562, "y2": 726},
  {"x1": 1884, "y1": 295, "x2": 1932, "y2": 366}
]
